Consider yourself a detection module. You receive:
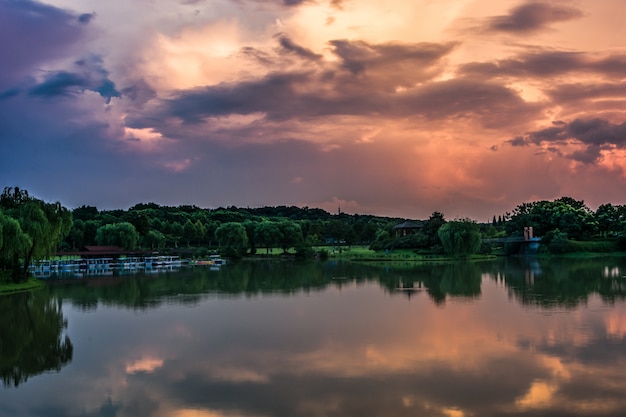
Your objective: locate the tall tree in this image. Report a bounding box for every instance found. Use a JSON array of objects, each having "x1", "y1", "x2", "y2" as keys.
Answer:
[
  {"x1": 0, "y1": 188, "x2": 72, "y2": 282},
  {"x1": 596, "y1": 203, "x2": 619, "y2": 237},
  {"x1": 215, "y1": 222, "x2": 248, "y2": 257},
  {"x1": 438, "y1": 219, "x2": 481, "y2": 257},
  {"x1": 95, "y1": 222, "x2": 139, "y2": 250},
  {"x1": 255, "y1": 221, "x2": 281, "y2": 254},
  {"x1": 277, "y1": 220, "x2": 304, "y2": 253},
  {"x1": 423, "y1": 211, "x2": 446, "y2": 247},
  {"x1": 0, "y1": 212, "x2": 31, "y2": 281}
]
